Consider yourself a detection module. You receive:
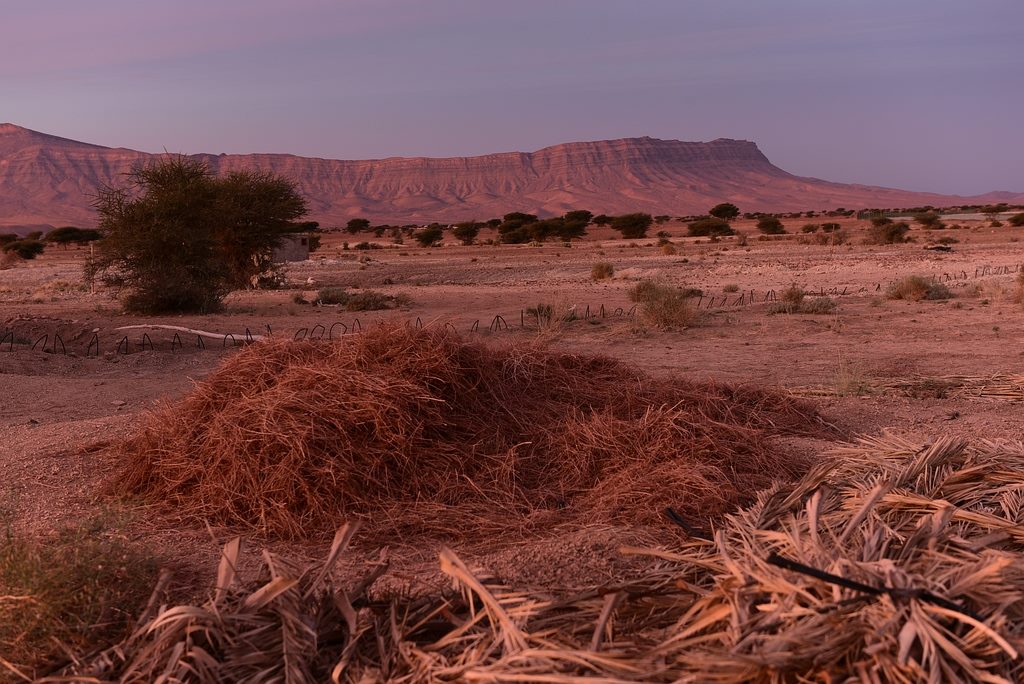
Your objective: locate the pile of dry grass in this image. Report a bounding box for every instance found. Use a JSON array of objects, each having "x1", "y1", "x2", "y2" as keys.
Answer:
[
  {"x1": 68, "y1": 436, "x2": 1024, "y2": 682},
  {"x1": 112, "y1": 324, "x2": 822, "y2": 539}
]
